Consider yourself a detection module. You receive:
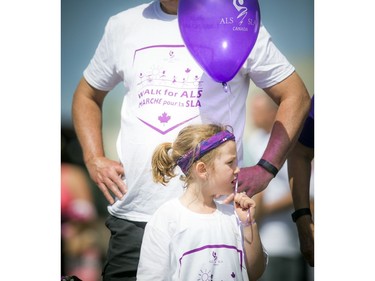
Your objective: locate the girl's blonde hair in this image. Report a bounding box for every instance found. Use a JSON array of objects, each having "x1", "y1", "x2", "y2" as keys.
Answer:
[{"x1": 151, "y1": 123, "x2": 232, "y2": 185}]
